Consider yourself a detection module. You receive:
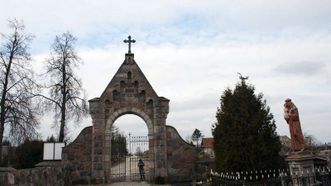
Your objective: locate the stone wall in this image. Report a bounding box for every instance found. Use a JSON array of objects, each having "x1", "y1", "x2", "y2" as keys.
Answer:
[
  {"x1": 0, "y1": 127, "x2": 93, "y2": 185},
  {"x1": 62, "y1": 126, "x2": 93, "y2": 184},
  {"x1": 0, "y1": 163, "x2": 67, "y2": 186},
  {"x1": 166, "y1": 125, "x2": 197, "y2": 182}
]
